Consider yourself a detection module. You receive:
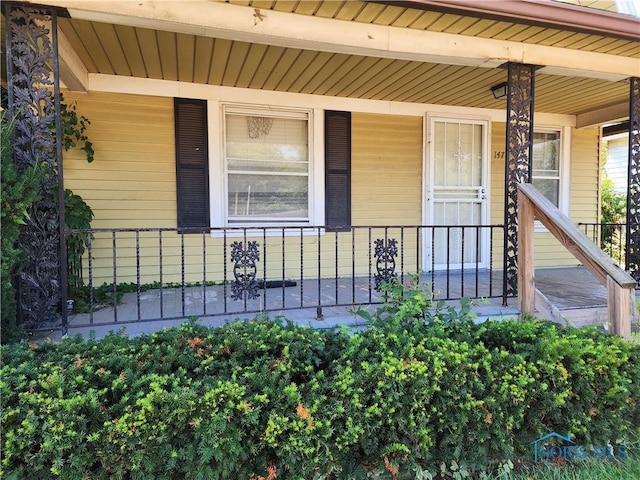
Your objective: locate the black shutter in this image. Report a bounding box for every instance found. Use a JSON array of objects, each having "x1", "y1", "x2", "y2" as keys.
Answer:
[
  {"x1": 325, "y1": 110, "x2": 351, "y2": 231},
  {"x1": 175, "y1": 98, "x2": 209, "y2": 230}
]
